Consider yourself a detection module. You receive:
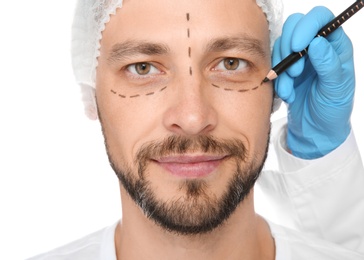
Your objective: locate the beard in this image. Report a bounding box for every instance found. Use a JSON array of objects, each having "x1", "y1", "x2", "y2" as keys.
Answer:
[{"x1": 104, "y1": 133, "x2": 270, "y2": 236}]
